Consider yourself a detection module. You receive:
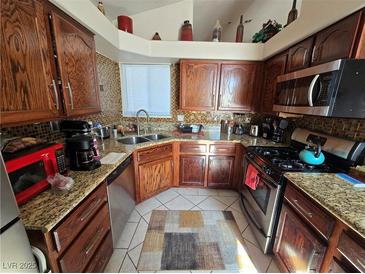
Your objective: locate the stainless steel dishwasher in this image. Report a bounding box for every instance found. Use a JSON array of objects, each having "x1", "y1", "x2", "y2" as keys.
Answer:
[{"x1": 106, "y1": 156, "x2": 136, "y2": 246}]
